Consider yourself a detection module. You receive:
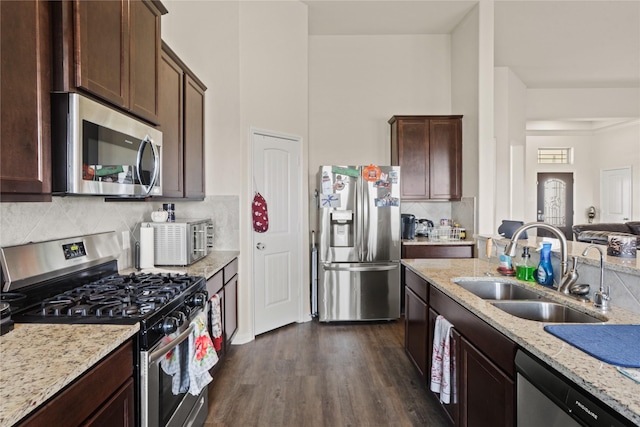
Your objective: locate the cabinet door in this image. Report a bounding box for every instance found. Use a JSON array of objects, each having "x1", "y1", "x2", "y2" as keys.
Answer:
[
  {"x1": 75, "y1": 0, "x2": 129, "y2": 108},
  {"x1": 0, "y1": 0, "x2": 52, "y2": 201},
  {"x1": 82, "y1": 378, "x2": 134, "y2": 427},
  {"x1": 224, "y1": 275, "x2": 238, "y2": 346},
  {"x1": 460, "y1": 337, "x2": 514, "y2": 427},
  {"x1": 395, "y1": 118, "x2": 430, "y2": 200},
  {"x1": 405, "y1": 287, "x2": 429, "y2": 379},
  {"x1": 184, "y1": 74, "x2": 206, "y2": 199},
  {"x1": 157, "y1": 46, "x2": 184, "y2": 198},
  {"x1": 430, "y1": 118, "x2": 462, "y2": 200},
  {"x1": 129, "y1": 0, "x2": 161, "y2": 123}
]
